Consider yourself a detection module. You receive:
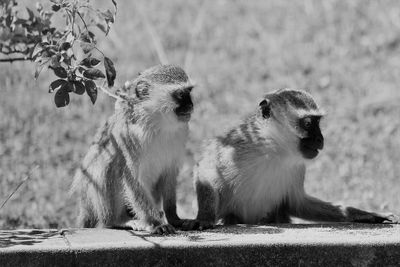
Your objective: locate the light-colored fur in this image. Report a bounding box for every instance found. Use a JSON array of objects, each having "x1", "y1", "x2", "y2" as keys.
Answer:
[
  {"x1": 195, "y1": 114, "x2": 305, "y2": 224},
  {"x1": 194, "y1": 89, "x2": 395, "y2": 226},
  {"x1": 71, "y1": 80, "x2": 191, "y2": 230}
]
